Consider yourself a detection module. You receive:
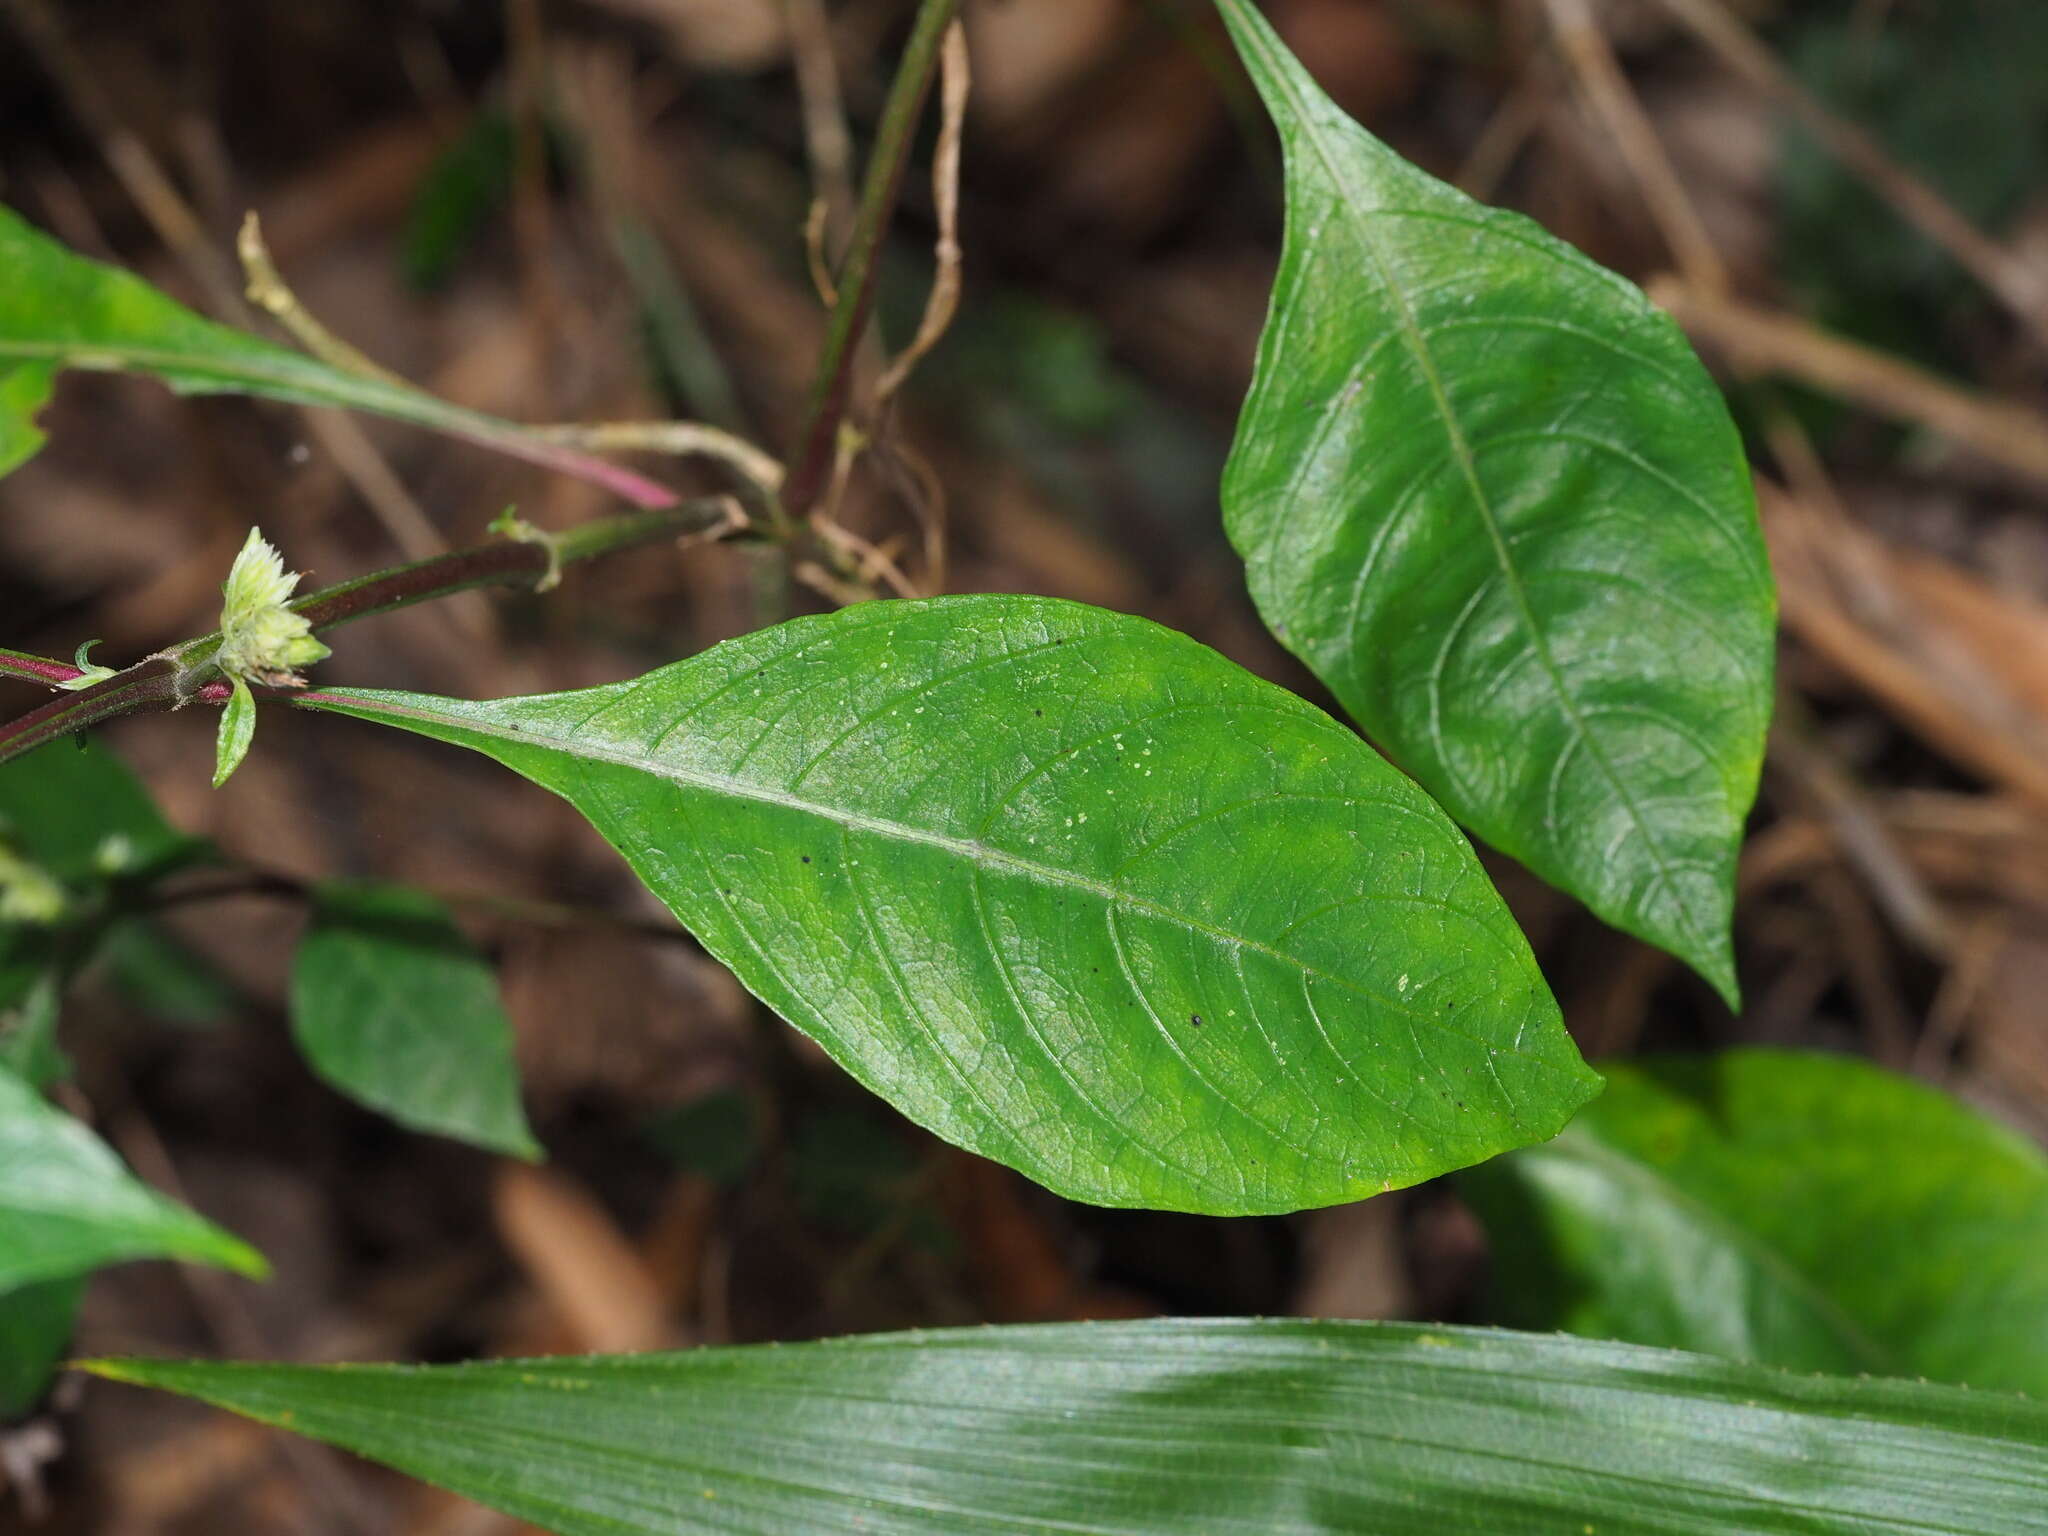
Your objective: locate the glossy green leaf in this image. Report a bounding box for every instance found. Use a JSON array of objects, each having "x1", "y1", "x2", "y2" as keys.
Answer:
[
  {"x1": 1214, "y1": 0, "x2": 1775, "y2": 1004},
  {"x1": 86, "y1": 1319, "x2": 2048, "y2": 1536},
  {"x1": 0, "y1": 1065, "x2": 265, "y2": 1291},
  {"x1": 0, "y1": 737, "x2": 192, "y2": 881},
  {"x1": 289, "y1": 883, "x2": 539, "y2": 1160},
  {"x1": 0, "y1": 204, "x2": 666, "y2": 502},
  {"x1": 0, "y1": 1276, "x2": 82, "y2": 1419},
  {"x1": 303, "y1": 595, "x2": 1598, "y2": 1215},
  {"x1": 1461, "y1": 1049, "x2": 2048, "y2": 1394}
]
